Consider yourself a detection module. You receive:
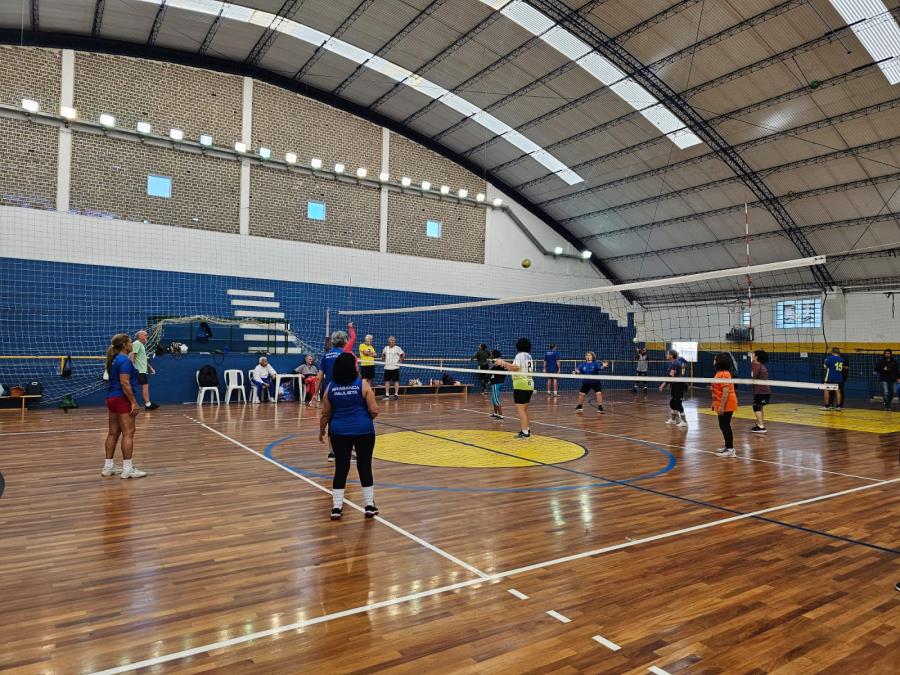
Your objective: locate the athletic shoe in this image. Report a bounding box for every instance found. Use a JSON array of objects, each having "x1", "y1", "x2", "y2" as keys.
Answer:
[
  {"x1": 120, "y1": 466, "x2": 147, "y2": 479},
  {"x1": 631, "y1": 387, "x2": 638, "y2": 394},
  {"x1": 327, "y1": 452, "x2": 335, "y2": 462},
  {"x1": 392, "y1": 394, "x2": 399, "y2": 400},
  {"x1": 365, "y1": 504, "x2": 379, "y2": 518},
  {"x1": 820, "y1": 406, "x2": 832, "y2": 411},
  {"x1": 100, "y1": 465, "x2": 122, "y2": 477},
  {"x1": 597, "y1": 405, "x2": 604, "y2": 414},
  {"x1": 715, "y1": 448, "x2": 736, "y2": 458},
  {"x1": 665, "y1": 417, "x2": 677, "y2": 425},
  {"x1": 676, "y1": 420, "x2": 688, "y2": 428},
  {"x1": 382, "y1": 395, "x2": 390, "y2": 400},
  {"x1": 145, "y1": 403, "x2": 160, "y2": 410},
  {"x1": 575, "y1": 404, "x2": 584, "y2": 413},
  {"x1": 896, "y1": 581, "x2": 900, "y2": 592},
  {"x1": 835, "y1": 406, "x2": 843, "y2": 411},
  {"x1": 350, "y1": 454, "x2": 357, "y2": 465},
  {"x1": 553, "y1": 392, "x2": 559, "y2": 398},
  {"x1": 643, "y1": 387, "x2": 648, "y2": 393},
  {"x1": 515, "y1": 430, "x2": 531, "y2": 439},
  {"x1": 750, "y1": 425, "x2": 767, "y2": 433},
  {"x1": 495, "y1": 414, "x2": 504, "y2": 420},
  {"x1": 330, "y1": 507, "x2": 343, "y2": 520}
]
